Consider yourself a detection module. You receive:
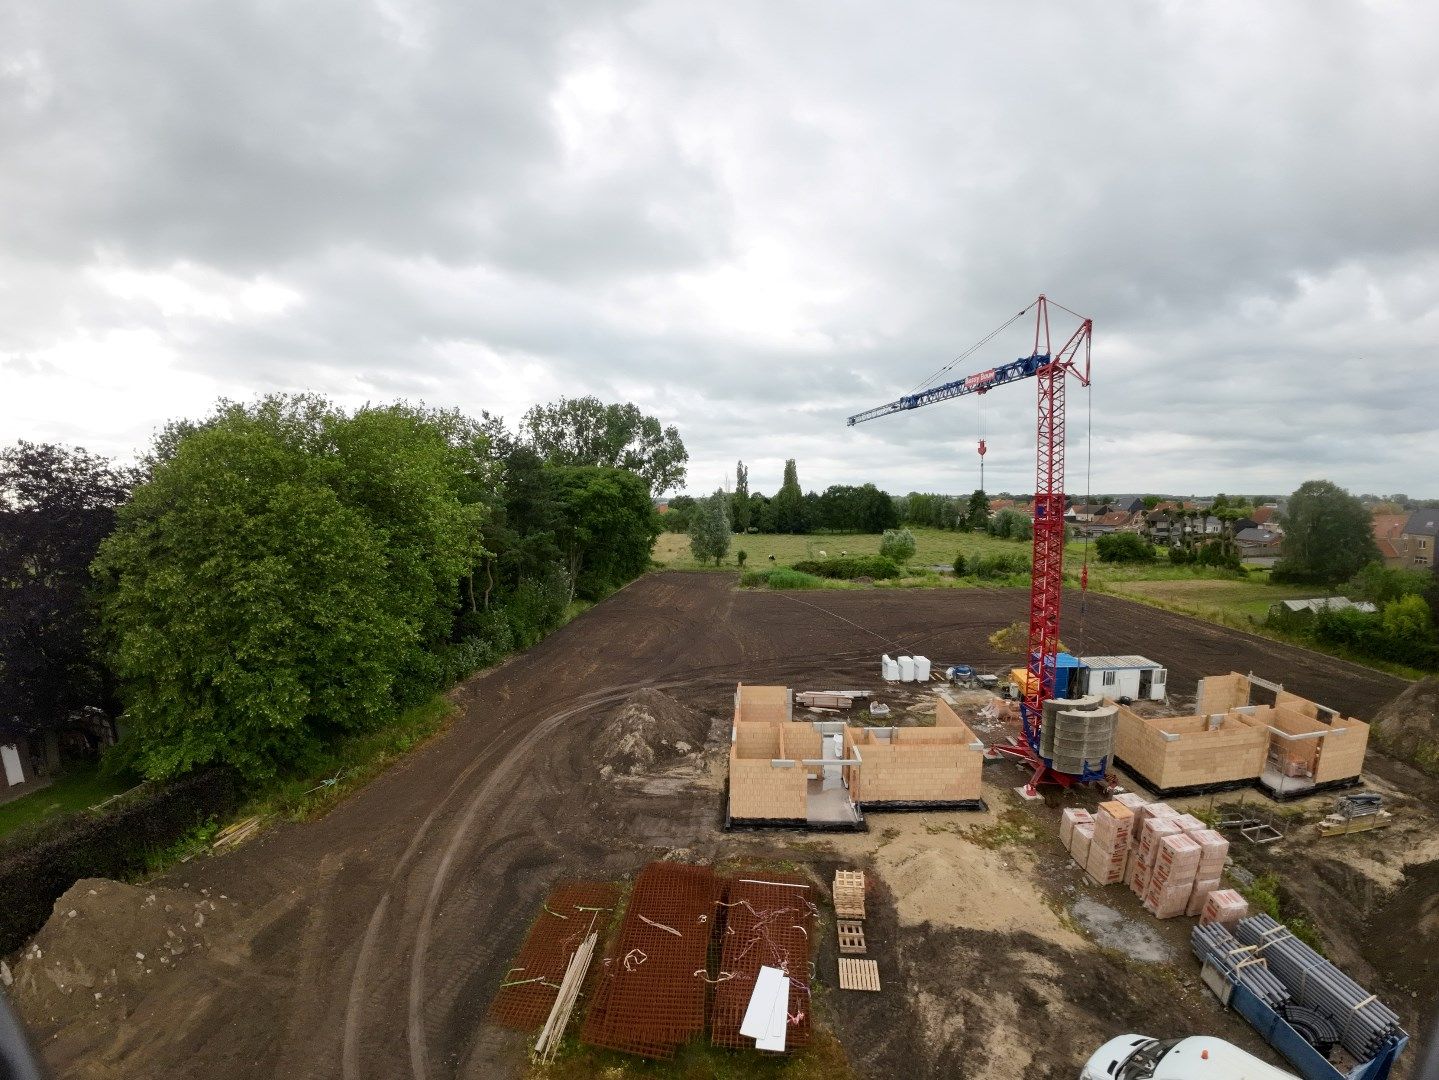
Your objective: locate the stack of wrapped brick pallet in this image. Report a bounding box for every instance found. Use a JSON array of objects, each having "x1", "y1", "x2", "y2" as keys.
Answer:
[
  {"x1": 1060, "y1": 808, "x2": 1093, "y2": 851},
  {"x1": 1065, "y1": 810, "x2": 1095, "y2": 869},
  {"x1": 1128, "y1": 810, "x2": 1181, "y2": 897},
  {"x1": 1085, "y1": 801, "x2": 1133, "y2": 886},
  {"x1": 1144, "y1": 832, "x2": 1201, "y2": 918},
  {"x1": 1184, "y1": 830, "x2": 1230, "y2": 916},
  {"x1": 1199, "y1": 888, "x2": 1248, "y2": 927}
]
